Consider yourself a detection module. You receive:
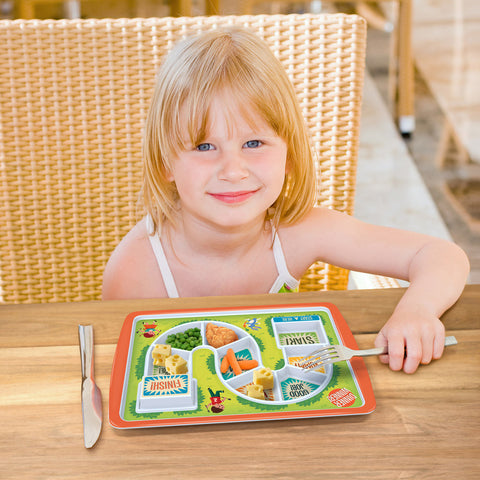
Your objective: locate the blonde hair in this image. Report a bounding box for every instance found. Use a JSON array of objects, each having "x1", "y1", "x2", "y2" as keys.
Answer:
[{"x1": 143, "y1": 27, "x2": 316, "y2": 232}]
